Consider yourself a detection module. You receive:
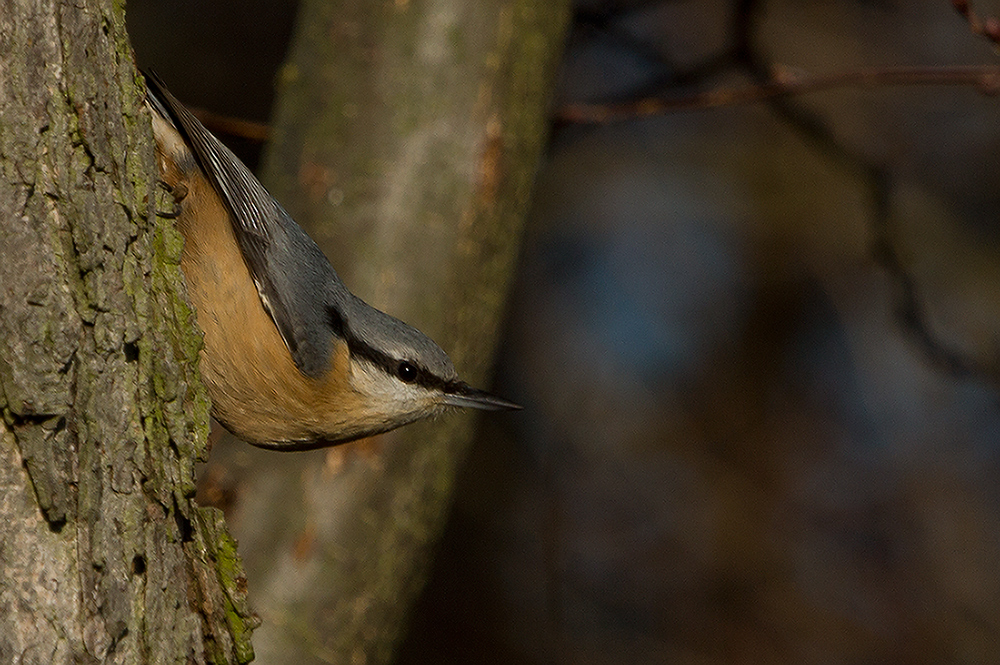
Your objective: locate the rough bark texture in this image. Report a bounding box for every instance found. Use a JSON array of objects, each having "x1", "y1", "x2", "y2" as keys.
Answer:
[
  {"x1": 213, "y1": 1, "x2": 570, "y2": 663},
  {"x1": 0, "y1": 1, "x2": 255, "y2": 662}
]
